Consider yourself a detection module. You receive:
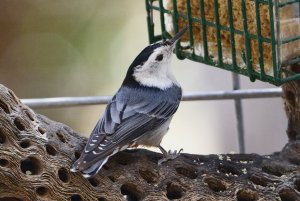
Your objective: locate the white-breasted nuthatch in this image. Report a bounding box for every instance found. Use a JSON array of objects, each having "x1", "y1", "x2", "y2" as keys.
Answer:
[{"x1": 71, "y1": 27, "x2": 188, "y2": 178}]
